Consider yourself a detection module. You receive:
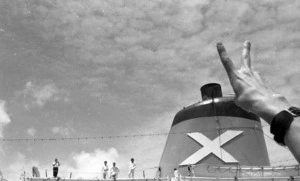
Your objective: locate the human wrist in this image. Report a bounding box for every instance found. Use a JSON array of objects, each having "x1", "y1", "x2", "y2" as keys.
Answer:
[
  {"x1": 251, "y1": 95, "x2": 291, "y2": 124},
  {"x1": 255, "y1": 104, "x2": 287, "y2": 124}
]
